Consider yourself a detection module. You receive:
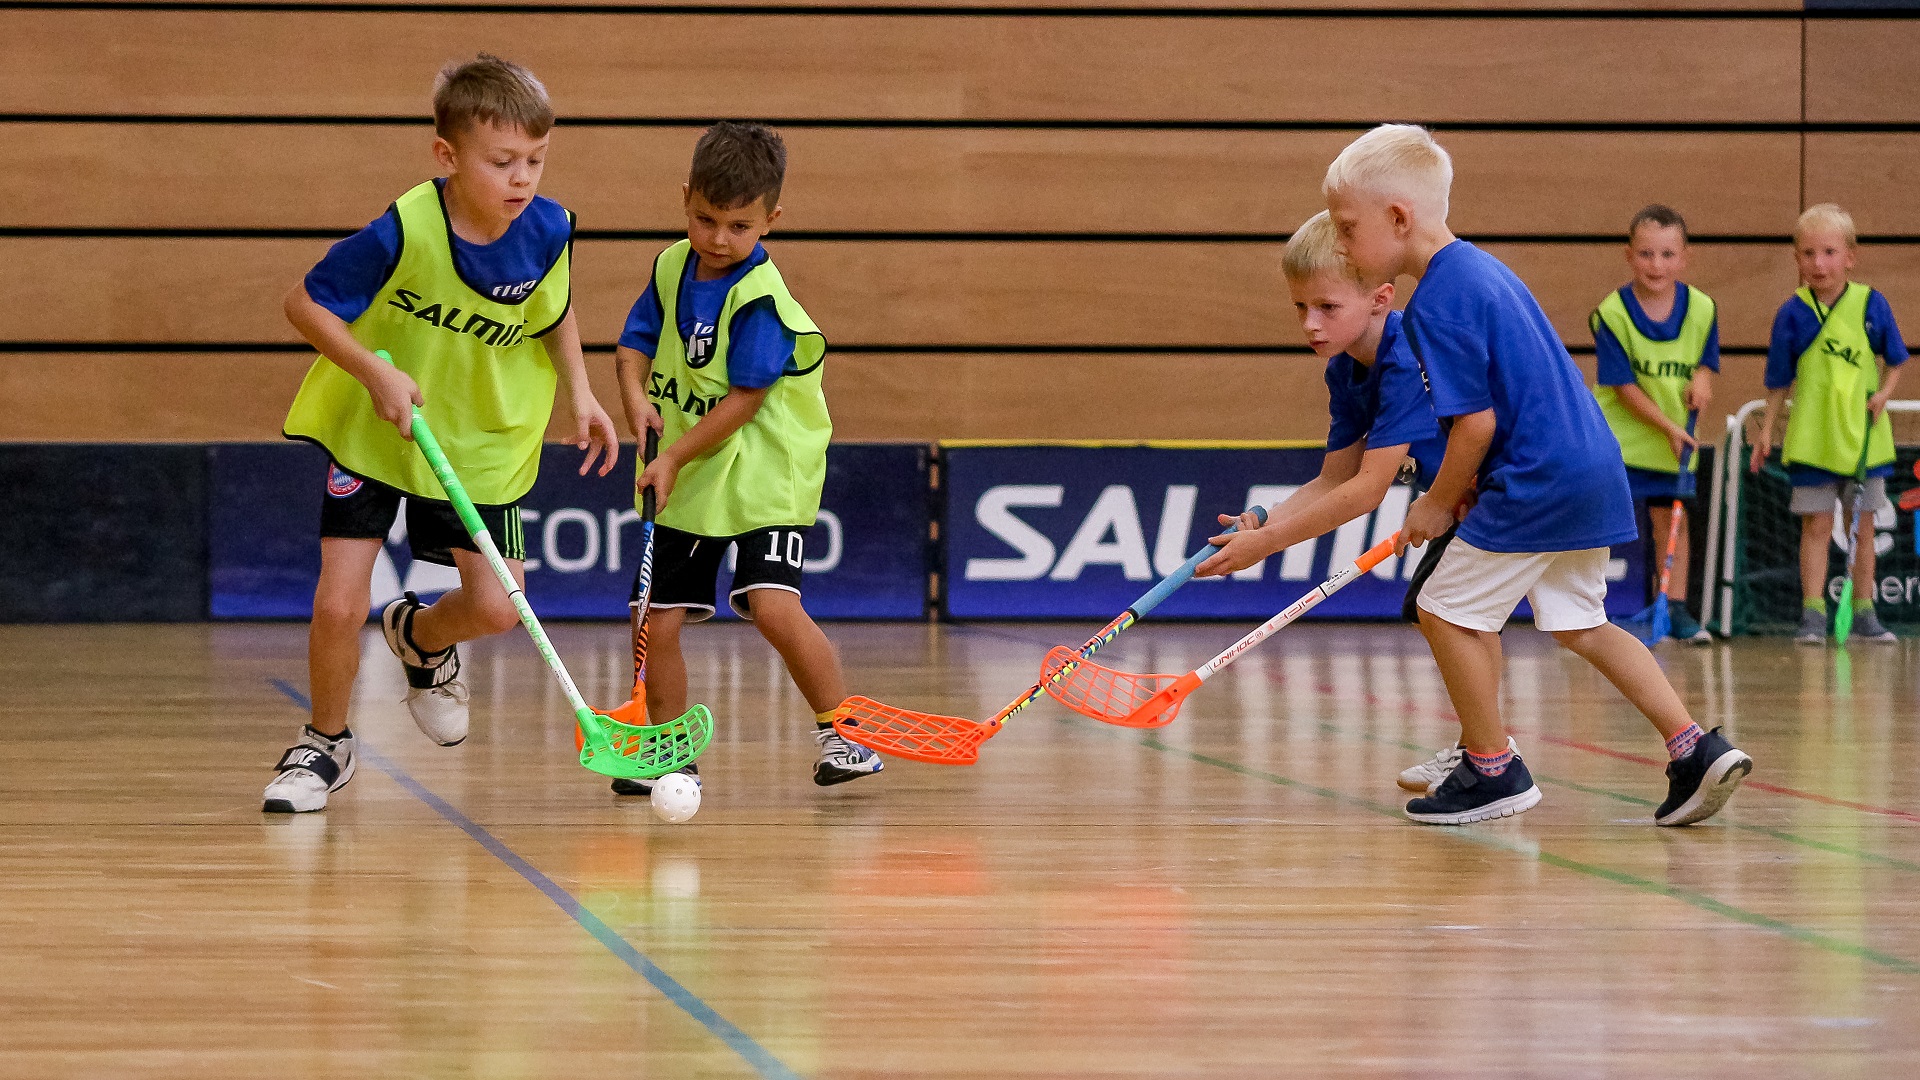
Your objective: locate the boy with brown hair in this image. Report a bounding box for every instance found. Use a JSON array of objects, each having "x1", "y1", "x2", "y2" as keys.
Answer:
[
  {"x1": 609, "y1": 122, "x2": 880, "y2": 794},
  {"x1": 266, "y1": 54, "x2": 618, "y2": 813}
]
